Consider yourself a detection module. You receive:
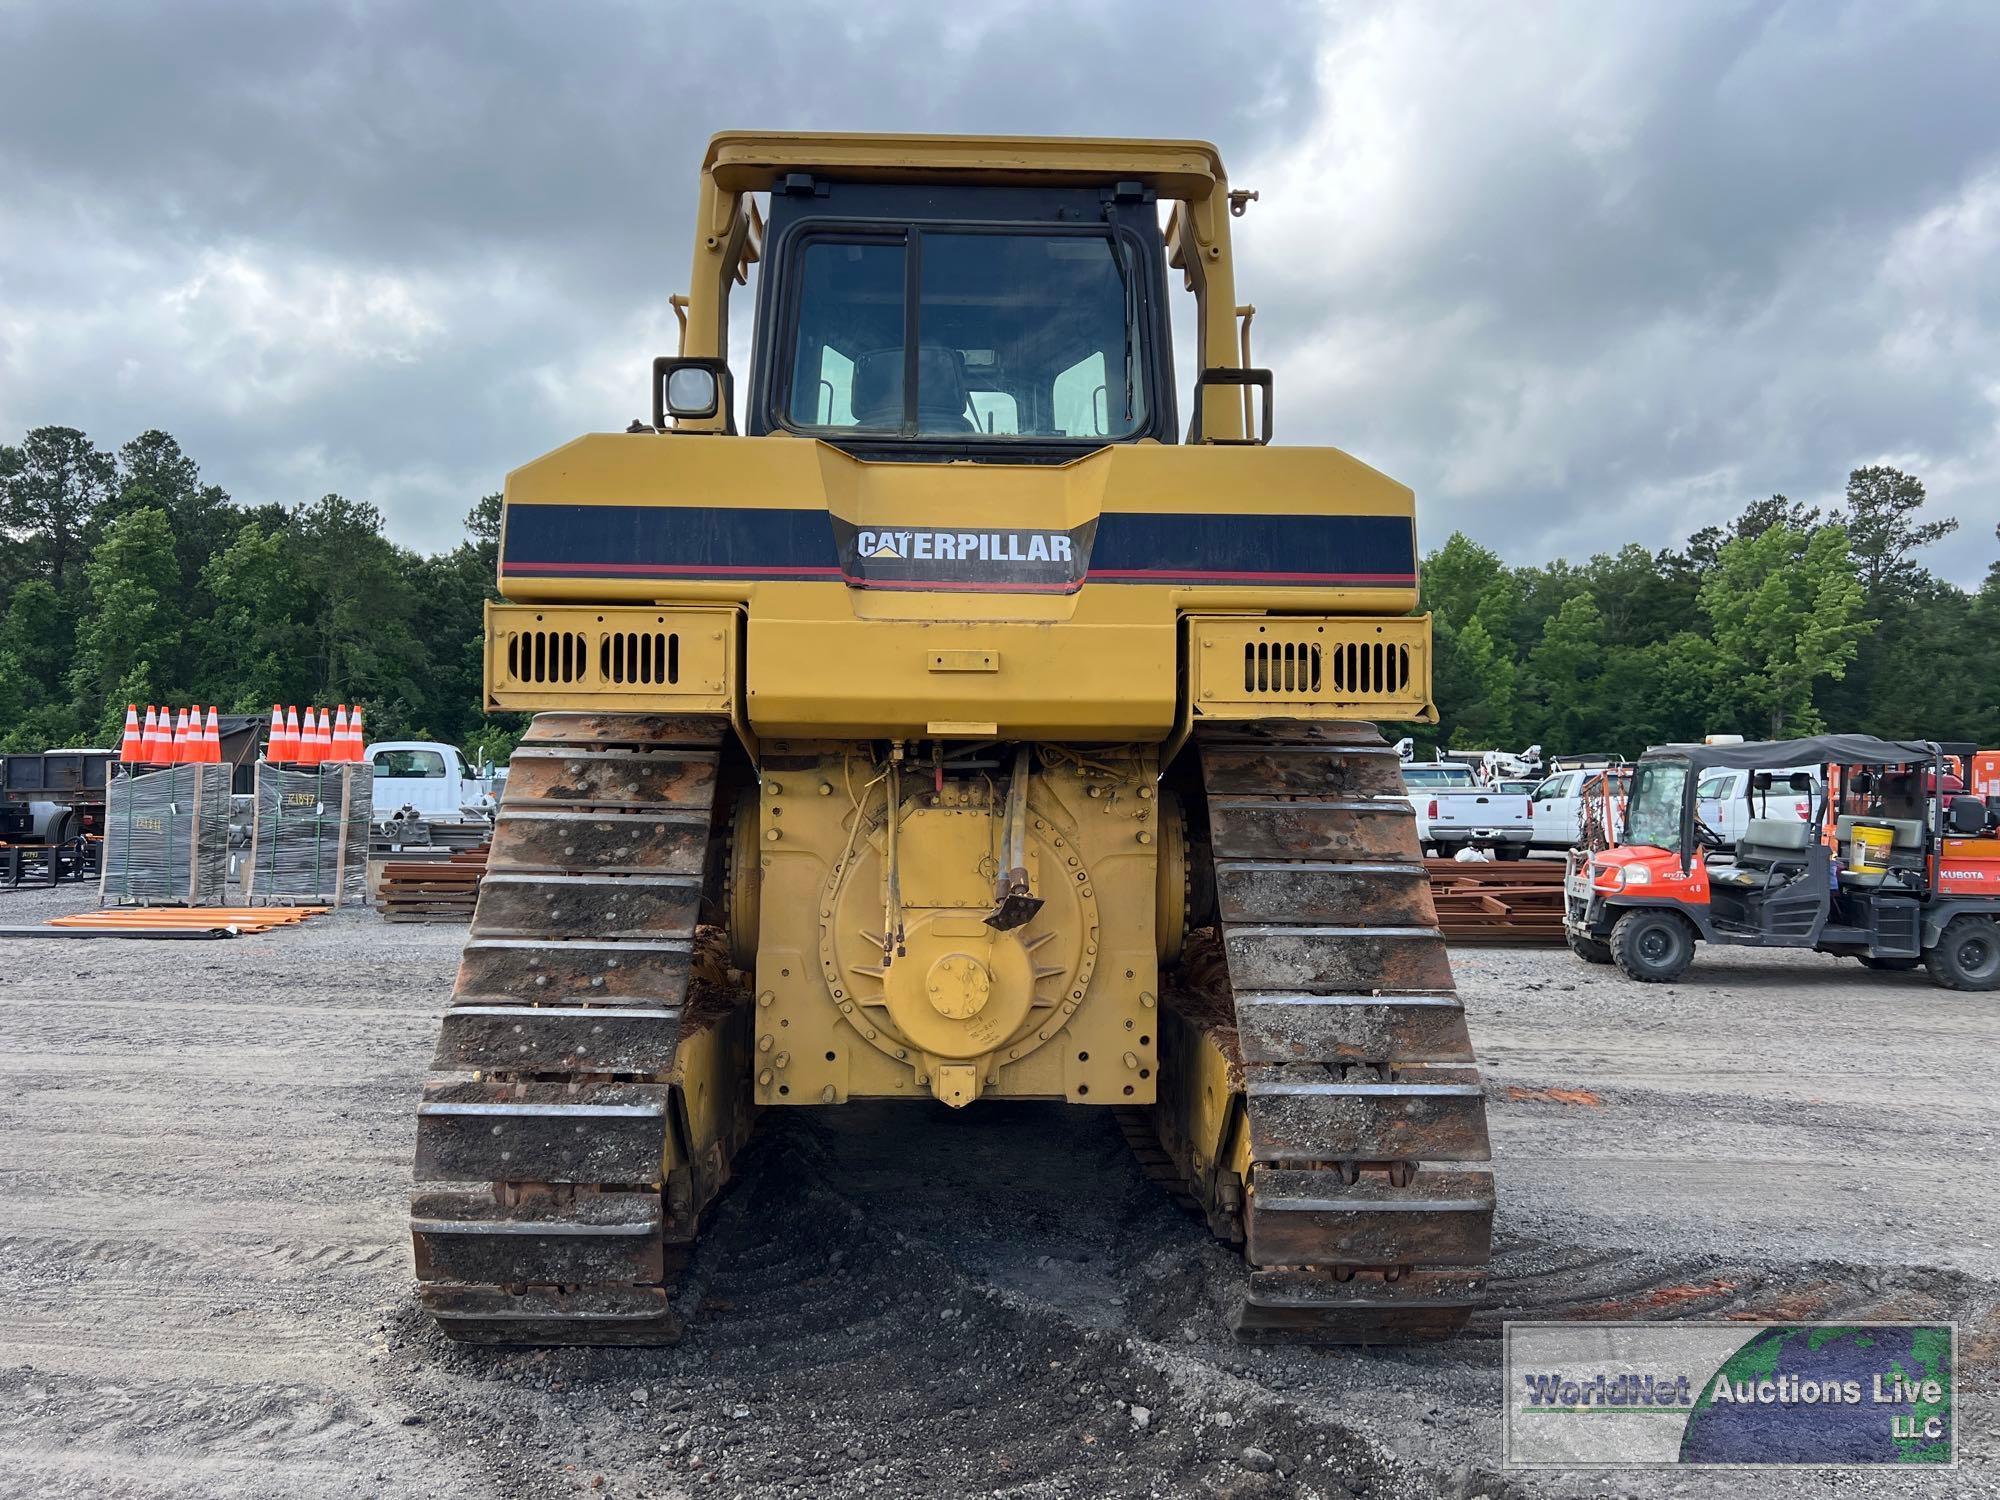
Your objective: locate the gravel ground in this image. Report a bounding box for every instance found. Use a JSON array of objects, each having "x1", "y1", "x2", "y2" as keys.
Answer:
[{"x1": 0, "y1": 880, "x2": 1994, "y2": 1499}]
